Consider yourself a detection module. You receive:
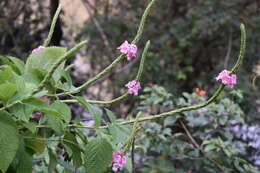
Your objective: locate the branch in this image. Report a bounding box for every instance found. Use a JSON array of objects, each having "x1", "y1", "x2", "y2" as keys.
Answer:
[
  {"x1": 179, "y1": 120, "x2": 227, "y2": 173},
  {"x1": 61, "y1": 41, "x2": 150, "y2": 104},
  {"x1": 44, "y1": 4, "x2": 62, "y2": 47},
  {"x1": 81, "y1": 0, "x2": 114, "y2": 57},
  {"x1": 54, "y1": 0, "x2": 158, "y2": 96}
]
